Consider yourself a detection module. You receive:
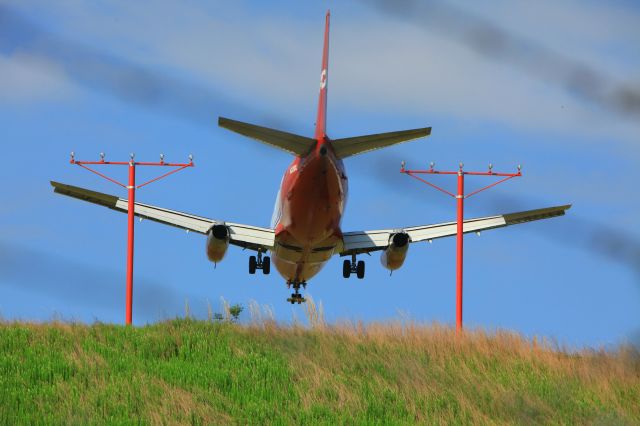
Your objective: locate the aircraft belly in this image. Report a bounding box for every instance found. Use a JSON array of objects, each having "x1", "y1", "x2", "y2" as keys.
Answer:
[
  {"x1": 271, "y1": 236, "x2": 337, "y2": 282},
  {"x1": 271, "y1": 252, "x2": 329, "y2": 282}
]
